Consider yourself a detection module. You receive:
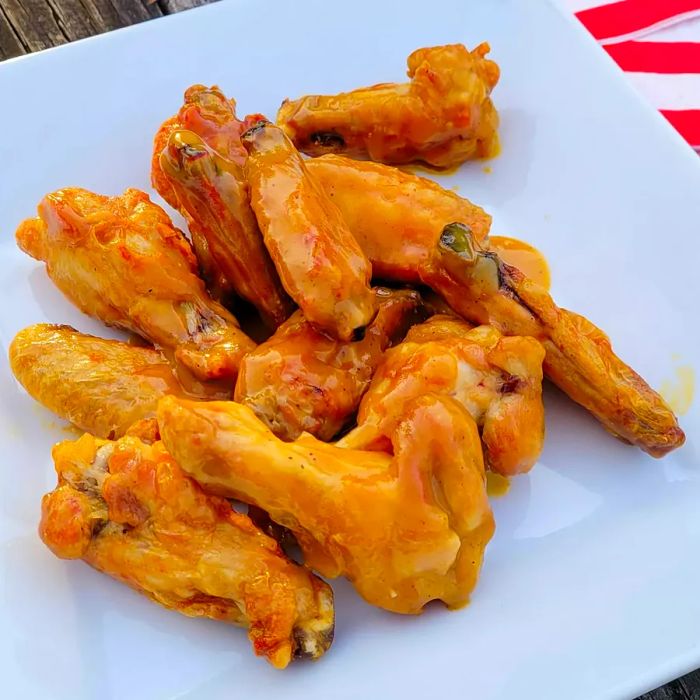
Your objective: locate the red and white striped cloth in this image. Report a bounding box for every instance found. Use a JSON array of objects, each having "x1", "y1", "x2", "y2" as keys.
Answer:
[{"x1": 560, "y1": 0, "x2": 700, "y2": 150}]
